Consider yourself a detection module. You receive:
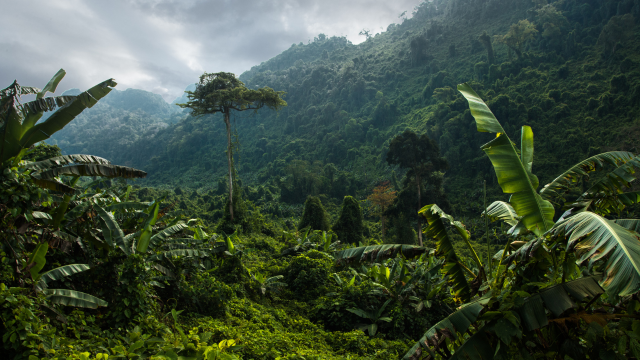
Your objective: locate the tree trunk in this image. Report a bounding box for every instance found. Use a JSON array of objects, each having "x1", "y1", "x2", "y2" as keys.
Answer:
[
  {"x1": 224, "y1": 109, "x2": 234, "y2": 221},
  {"x1": 416, "y1": 174, "x2": 423, "y2": 247}
]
